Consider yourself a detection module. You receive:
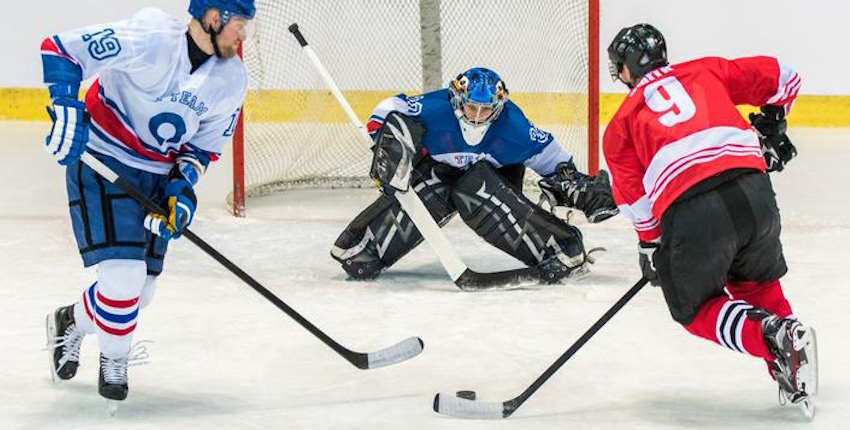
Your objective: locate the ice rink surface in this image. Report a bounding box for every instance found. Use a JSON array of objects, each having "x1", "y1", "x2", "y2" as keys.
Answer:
[{"x1": 1, "y1": 122, "x2": 848, "y2": 429}]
